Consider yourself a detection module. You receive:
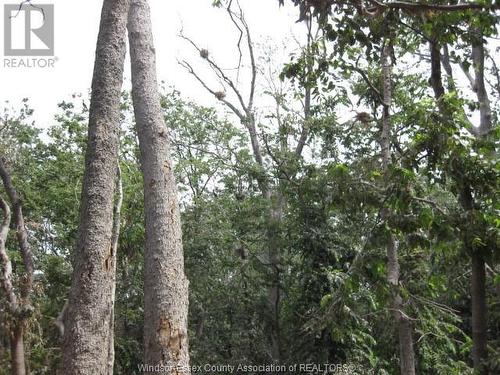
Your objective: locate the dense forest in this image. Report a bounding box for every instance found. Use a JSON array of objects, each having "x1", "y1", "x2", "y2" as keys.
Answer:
[{"x1": 0, "y1": 0, "x2": 498, "y2": 374}]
